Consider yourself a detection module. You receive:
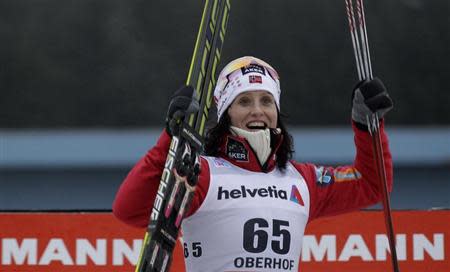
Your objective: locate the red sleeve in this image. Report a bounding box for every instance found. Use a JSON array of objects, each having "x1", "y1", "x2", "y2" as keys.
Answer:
[
  {"x1": 292, "y1": 120, "x2": 393, "y2": 221},
  {"x1": 112, "y1": 130, "x2": 210, "y2": 228}
]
